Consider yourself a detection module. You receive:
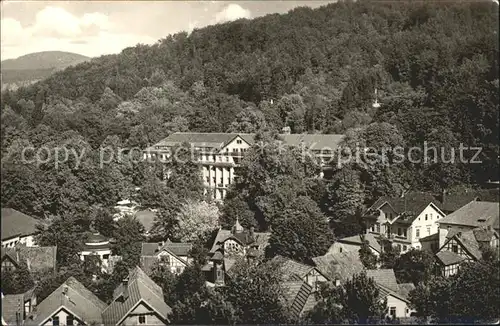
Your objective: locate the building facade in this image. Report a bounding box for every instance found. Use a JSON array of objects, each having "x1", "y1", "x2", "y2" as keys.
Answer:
[
  {"x1": 364, "y1": 192, "x2": 445, "y2": 253},
  {"x1": 1, "y1": 208, "x2": 45, "y2": 248},
  {"x1": 143, "y1": 132, "x2": 344, "y2": 200}
]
